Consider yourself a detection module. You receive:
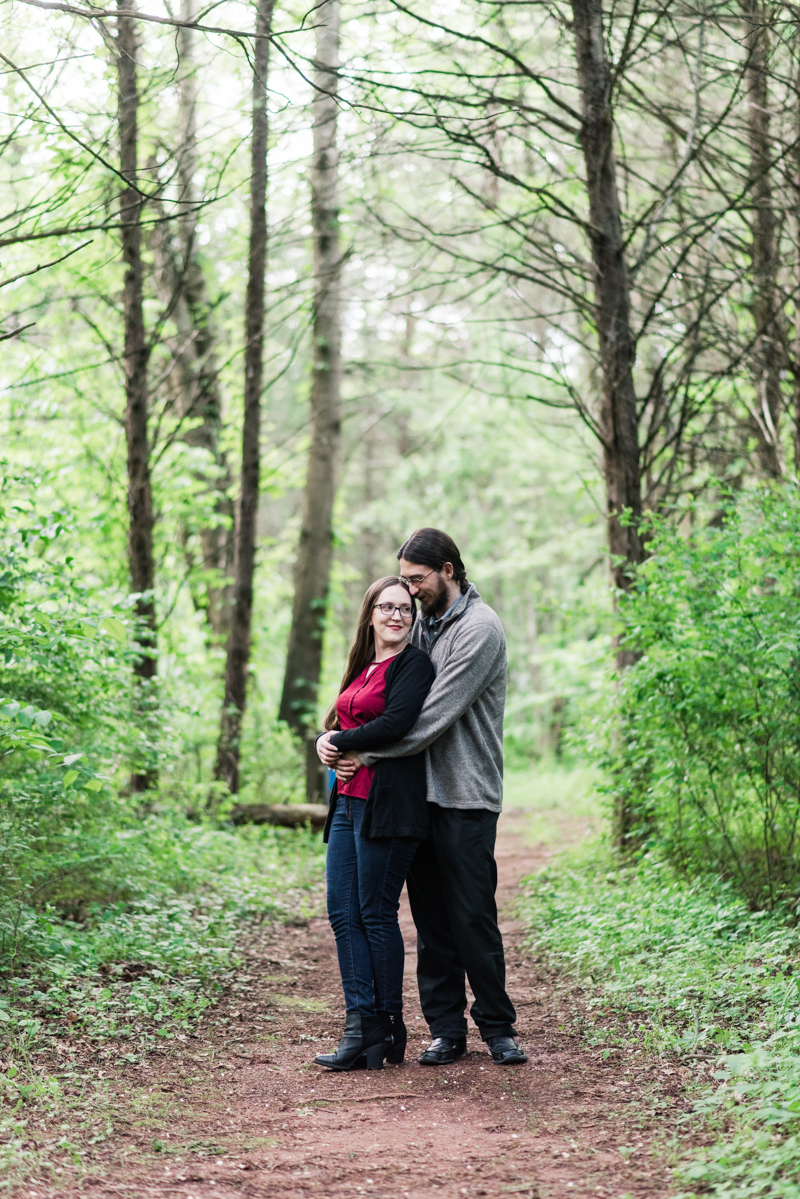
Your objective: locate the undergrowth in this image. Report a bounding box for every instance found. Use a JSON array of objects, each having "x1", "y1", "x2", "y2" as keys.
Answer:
[
  {"x1": 1, "y1": 820, "x2": 324, "y2": 1051},
  {"x1": 0, "y1": 820, "x2": 325, "y2": 1185},
  {"x1": 522, "y1": 844, "x2": 800, "y2": 1198}
]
